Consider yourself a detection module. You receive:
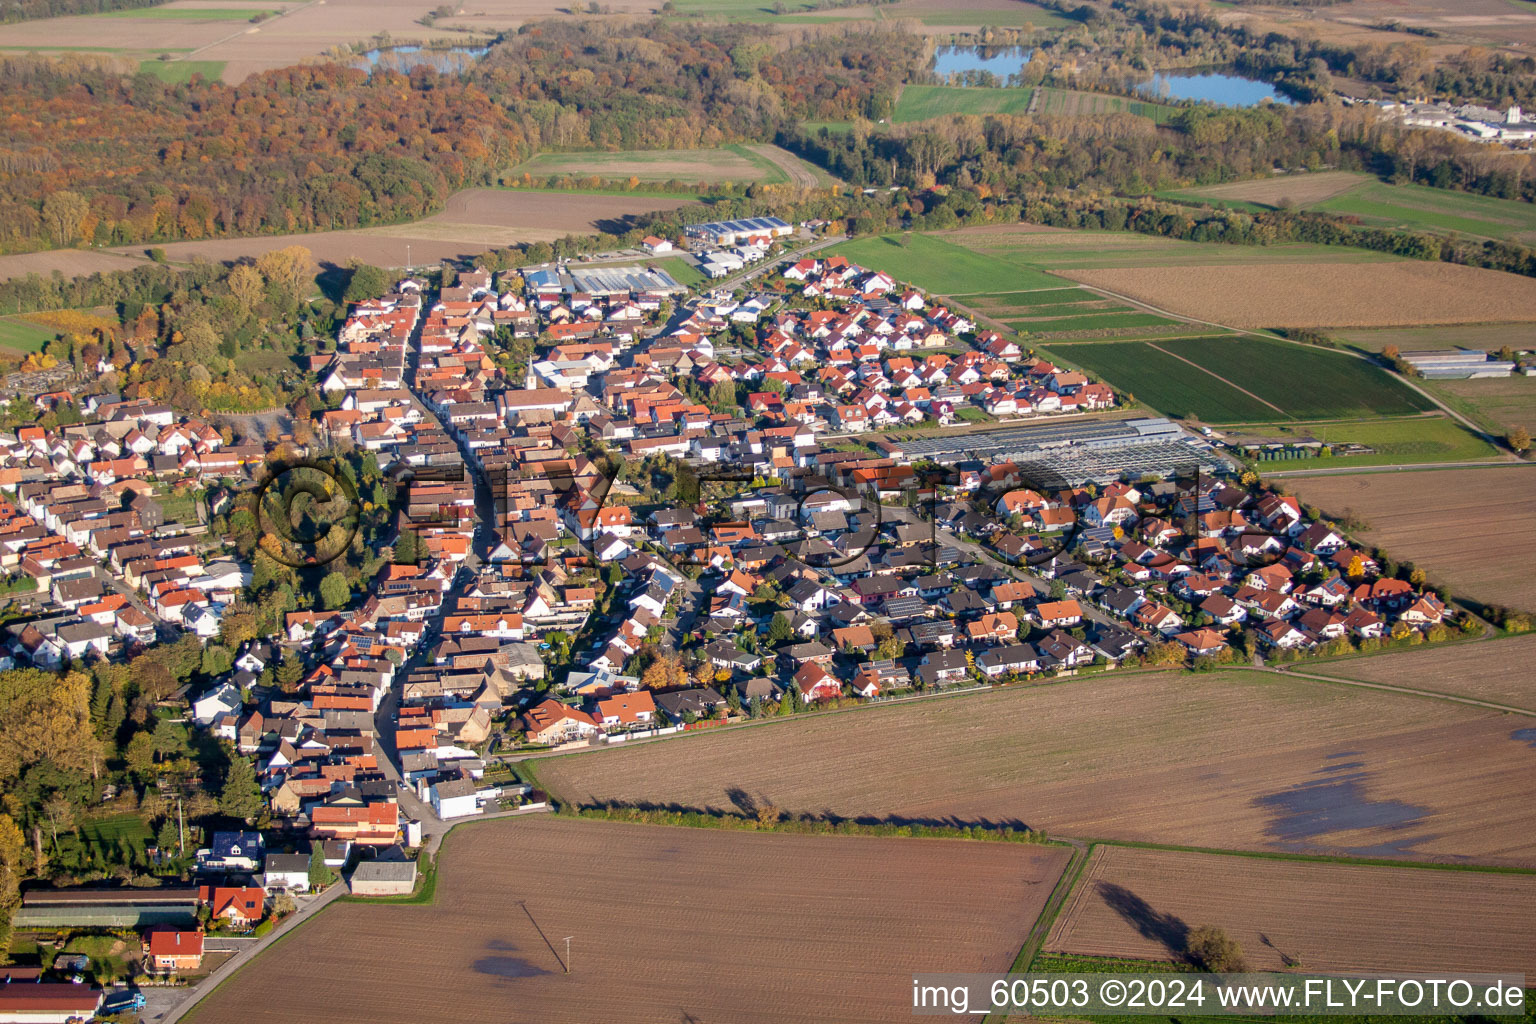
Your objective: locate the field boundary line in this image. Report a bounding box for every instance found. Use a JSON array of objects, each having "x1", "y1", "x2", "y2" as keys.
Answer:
[
  {"x1": 1143, "y1": 341, "x2": 1292, "y2": 418},
  {"x1": 1062, "y1": 275, "x2": 1503, "y2": 442},
  {"x1": 181, "y1": 0, "x2": 324, "y2": 62},
  {"x1": 1246, "y1": 664, "x2": 1536, "y2": 716},
  {"x1": 1235, "y1": 664, "x2": 1536, "y2": 716},
  {"x1": 984, "y1": 839, "x2": 1092, "y2": 1024},
  {"x1": 1057, "y1": 836, "x2": 1536, "y2": 875}
]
